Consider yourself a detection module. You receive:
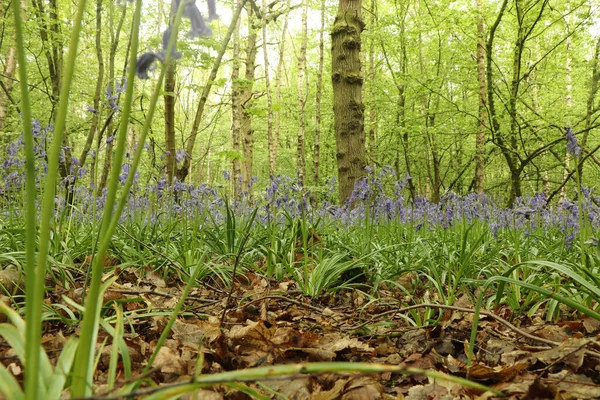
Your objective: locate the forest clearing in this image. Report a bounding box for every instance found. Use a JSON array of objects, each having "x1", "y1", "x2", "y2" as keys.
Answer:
[{"x1": 1, "y1": 0, "x2": 600, "y2": 398}]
